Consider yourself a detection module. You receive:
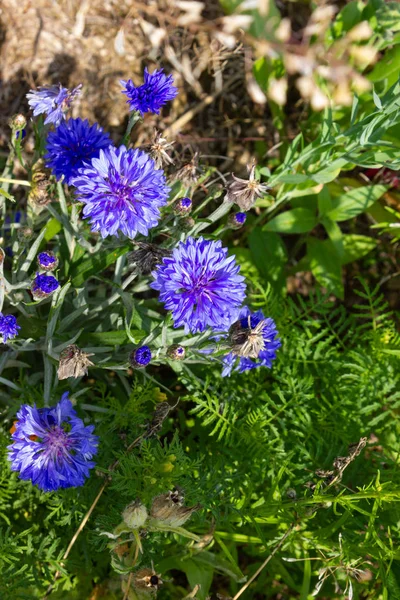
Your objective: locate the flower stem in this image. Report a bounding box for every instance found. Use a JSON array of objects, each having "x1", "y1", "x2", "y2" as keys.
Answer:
[
  {"x1": 121, "y1": 111, "x2": 142, "y2": 146},
  {"x1": 0, "y1": 177, "x2": 31, "y2": 187}
]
